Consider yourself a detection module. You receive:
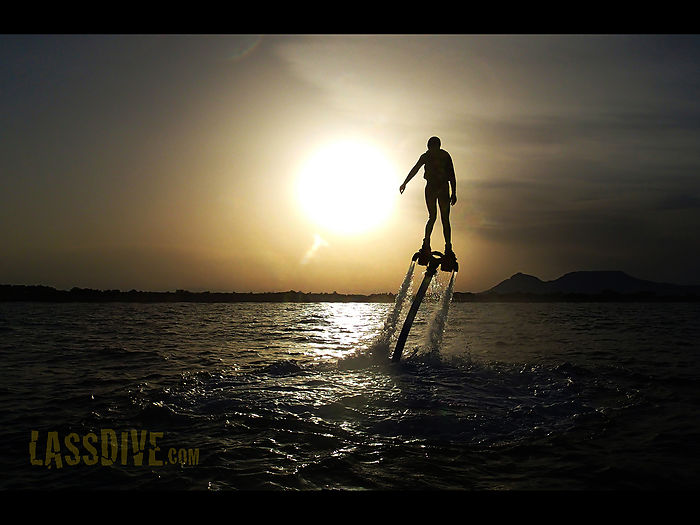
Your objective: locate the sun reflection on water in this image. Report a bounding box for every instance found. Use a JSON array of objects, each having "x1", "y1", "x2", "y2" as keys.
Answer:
[{"x1": 303, "y1": 303, "x2": 386, "y2": 361}]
